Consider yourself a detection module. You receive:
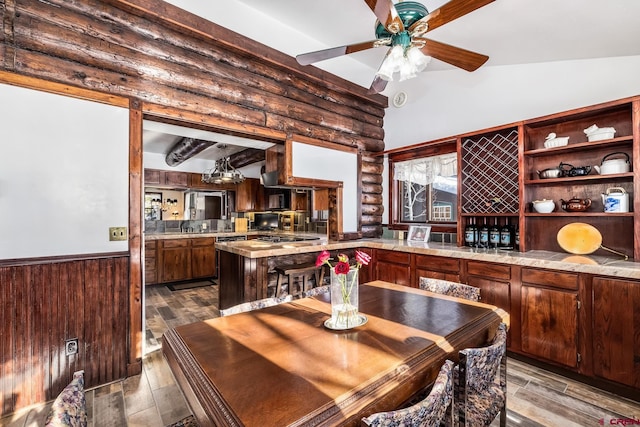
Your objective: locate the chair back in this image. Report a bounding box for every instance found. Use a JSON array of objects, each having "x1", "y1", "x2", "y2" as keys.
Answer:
[
  {"x1": 219, "y1": 295, "x2": 292, "y2": 317},
  {"x1": 45, "y1": 371, "x2": 87, "y2": 427},
  {"x1": 302, "y1": 285, "x2": 330, "y2": 298},
  {"x1": 419, "y1": 277, "x2": 480, "y2": 301},
  {"x1": 455, "y1": 322, "x2": 508, "y2": 427},
  {"x1": 361, "y1": 360, "x2": 454, "y2": 427}
]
